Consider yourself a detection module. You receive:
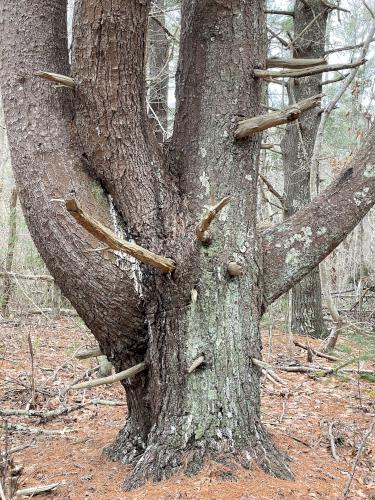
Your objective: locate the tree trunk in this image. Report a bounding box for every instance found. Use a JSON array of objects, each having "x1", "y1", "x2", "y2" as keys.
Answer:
[
  {"x1": 3, "y1": 0, "x2": 375, "y2": 491},
  {"x1": 1, "y1": 187, "x2": 18, "y2": 317},
  {"x1": 148, "y1": 0, "x2": 170, "y2": 141},
  {"x1": 281, "y1": 0, "x2": 329, "y2": 339}
]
